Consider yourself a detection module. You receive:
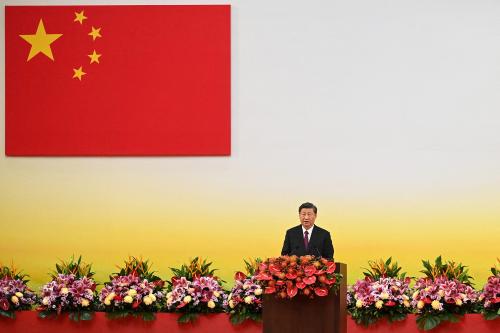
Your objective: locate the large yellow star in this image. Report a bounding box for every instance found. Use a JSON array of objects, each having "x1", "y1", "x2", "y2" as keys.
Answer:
[
  {"x1": 88, "y1": 26, "x2": 102, "y2": 41},
  {"x1": 88, "y1": 50, "x2": 101, "y2": 64},
  {"x1": 74, "y1": 10, "x2": 87, "y2": 25},
  {"x1": 19, "y1": 19, "x2": 62, "y2": 61},
  {"x1": 73, "y1": 66, "x2": 86, "y2": 81}
]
